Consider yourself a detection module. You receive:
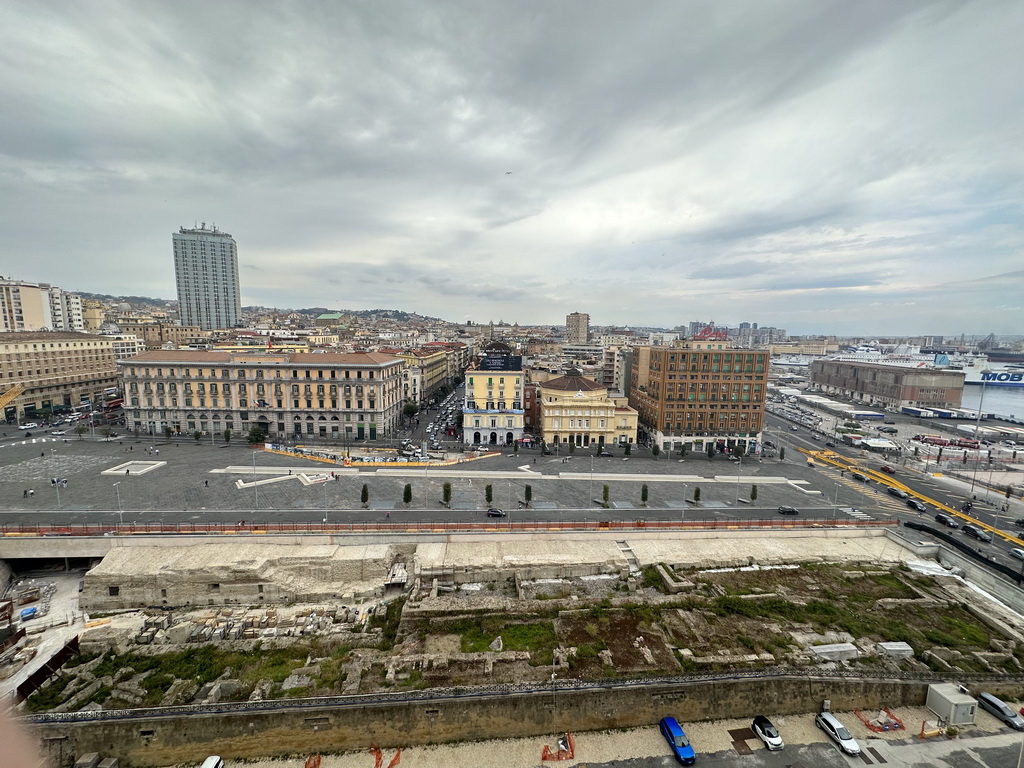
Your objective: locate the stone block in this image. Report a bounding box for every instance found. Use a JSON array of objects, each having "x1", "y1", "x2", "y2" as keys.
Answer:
[
  {"x1": 878, "y1": 641, "x2": 914, "y2": 659},
  {"x1": 809, "y1": 643, "x2": 859, "y2": 661},
  {"x1": 74, "y1": 754, "x2": 100, "y2": 768}
]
